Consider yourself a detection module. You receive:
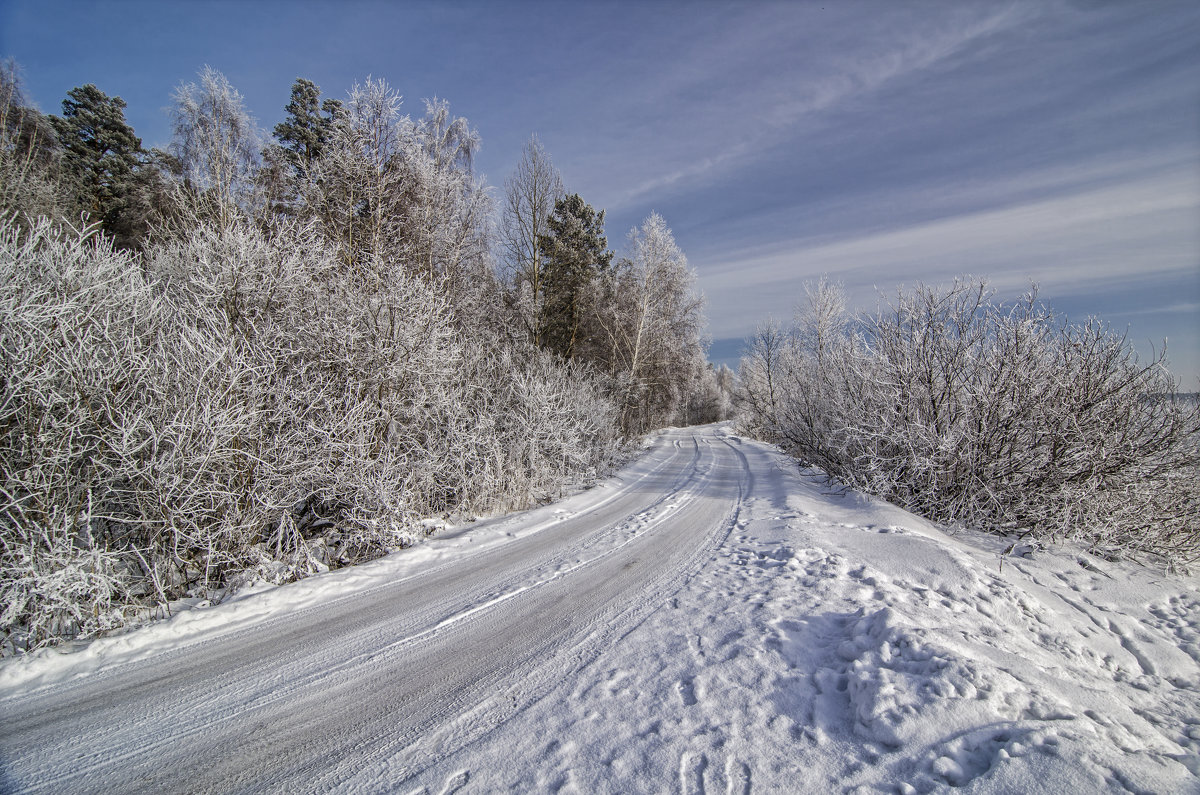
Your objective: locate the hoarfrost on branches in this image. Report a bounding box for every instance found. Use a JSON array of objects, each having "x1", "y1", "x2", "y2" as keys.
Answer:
[
  {"x1": 738, "y1": 278, "x2": 1200, "y2": 562},
  {"x1": 170, "y1": 66, "x2": 261, "y2": 225},
  {"x1": 0, "y1": 214, "x2": 622, "y2": 652}
]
